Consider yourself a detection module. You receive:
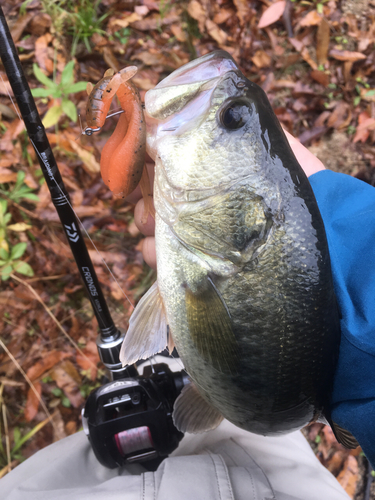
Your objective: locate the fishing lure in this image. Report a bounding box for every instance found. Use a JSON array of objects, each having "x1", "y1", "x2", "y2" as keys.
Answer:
[{"x1": 85, "y1": 67, "x2": 154, "y2": 224}]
